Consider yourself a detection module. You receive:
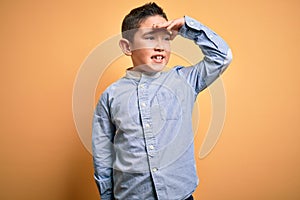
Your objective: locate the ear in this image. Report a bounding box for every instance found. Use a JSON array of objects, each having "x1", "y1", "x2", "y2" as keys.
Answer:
[{"x1": 119, "y1": 38, "x2": 132, "y2": 56}]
